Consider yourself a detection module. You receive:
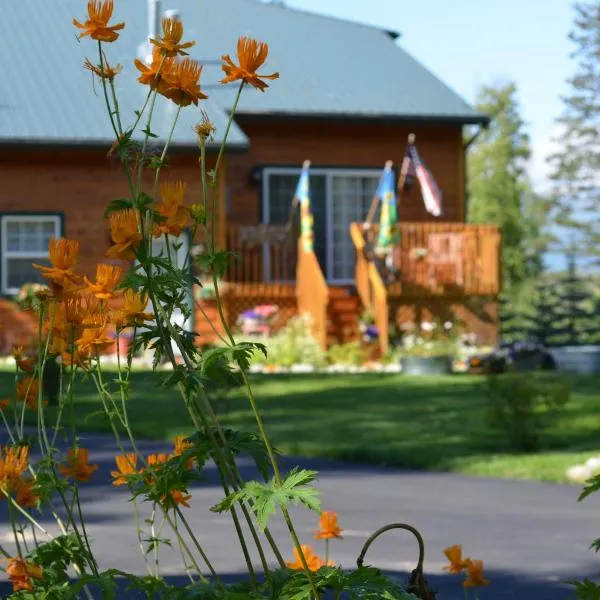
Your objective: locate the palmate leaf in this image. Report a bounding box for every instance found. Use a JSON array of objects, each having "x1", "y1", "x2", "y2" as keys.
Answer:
[
  {"x1": 568, "y1": 578, "x2": 600, "y2": 600},
  {"x1": 211, "y1": 468, "x2": 320, "y2": 530},
  {"x1": 579, "y1": 473, "x2": 600, "y2": 501}
]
